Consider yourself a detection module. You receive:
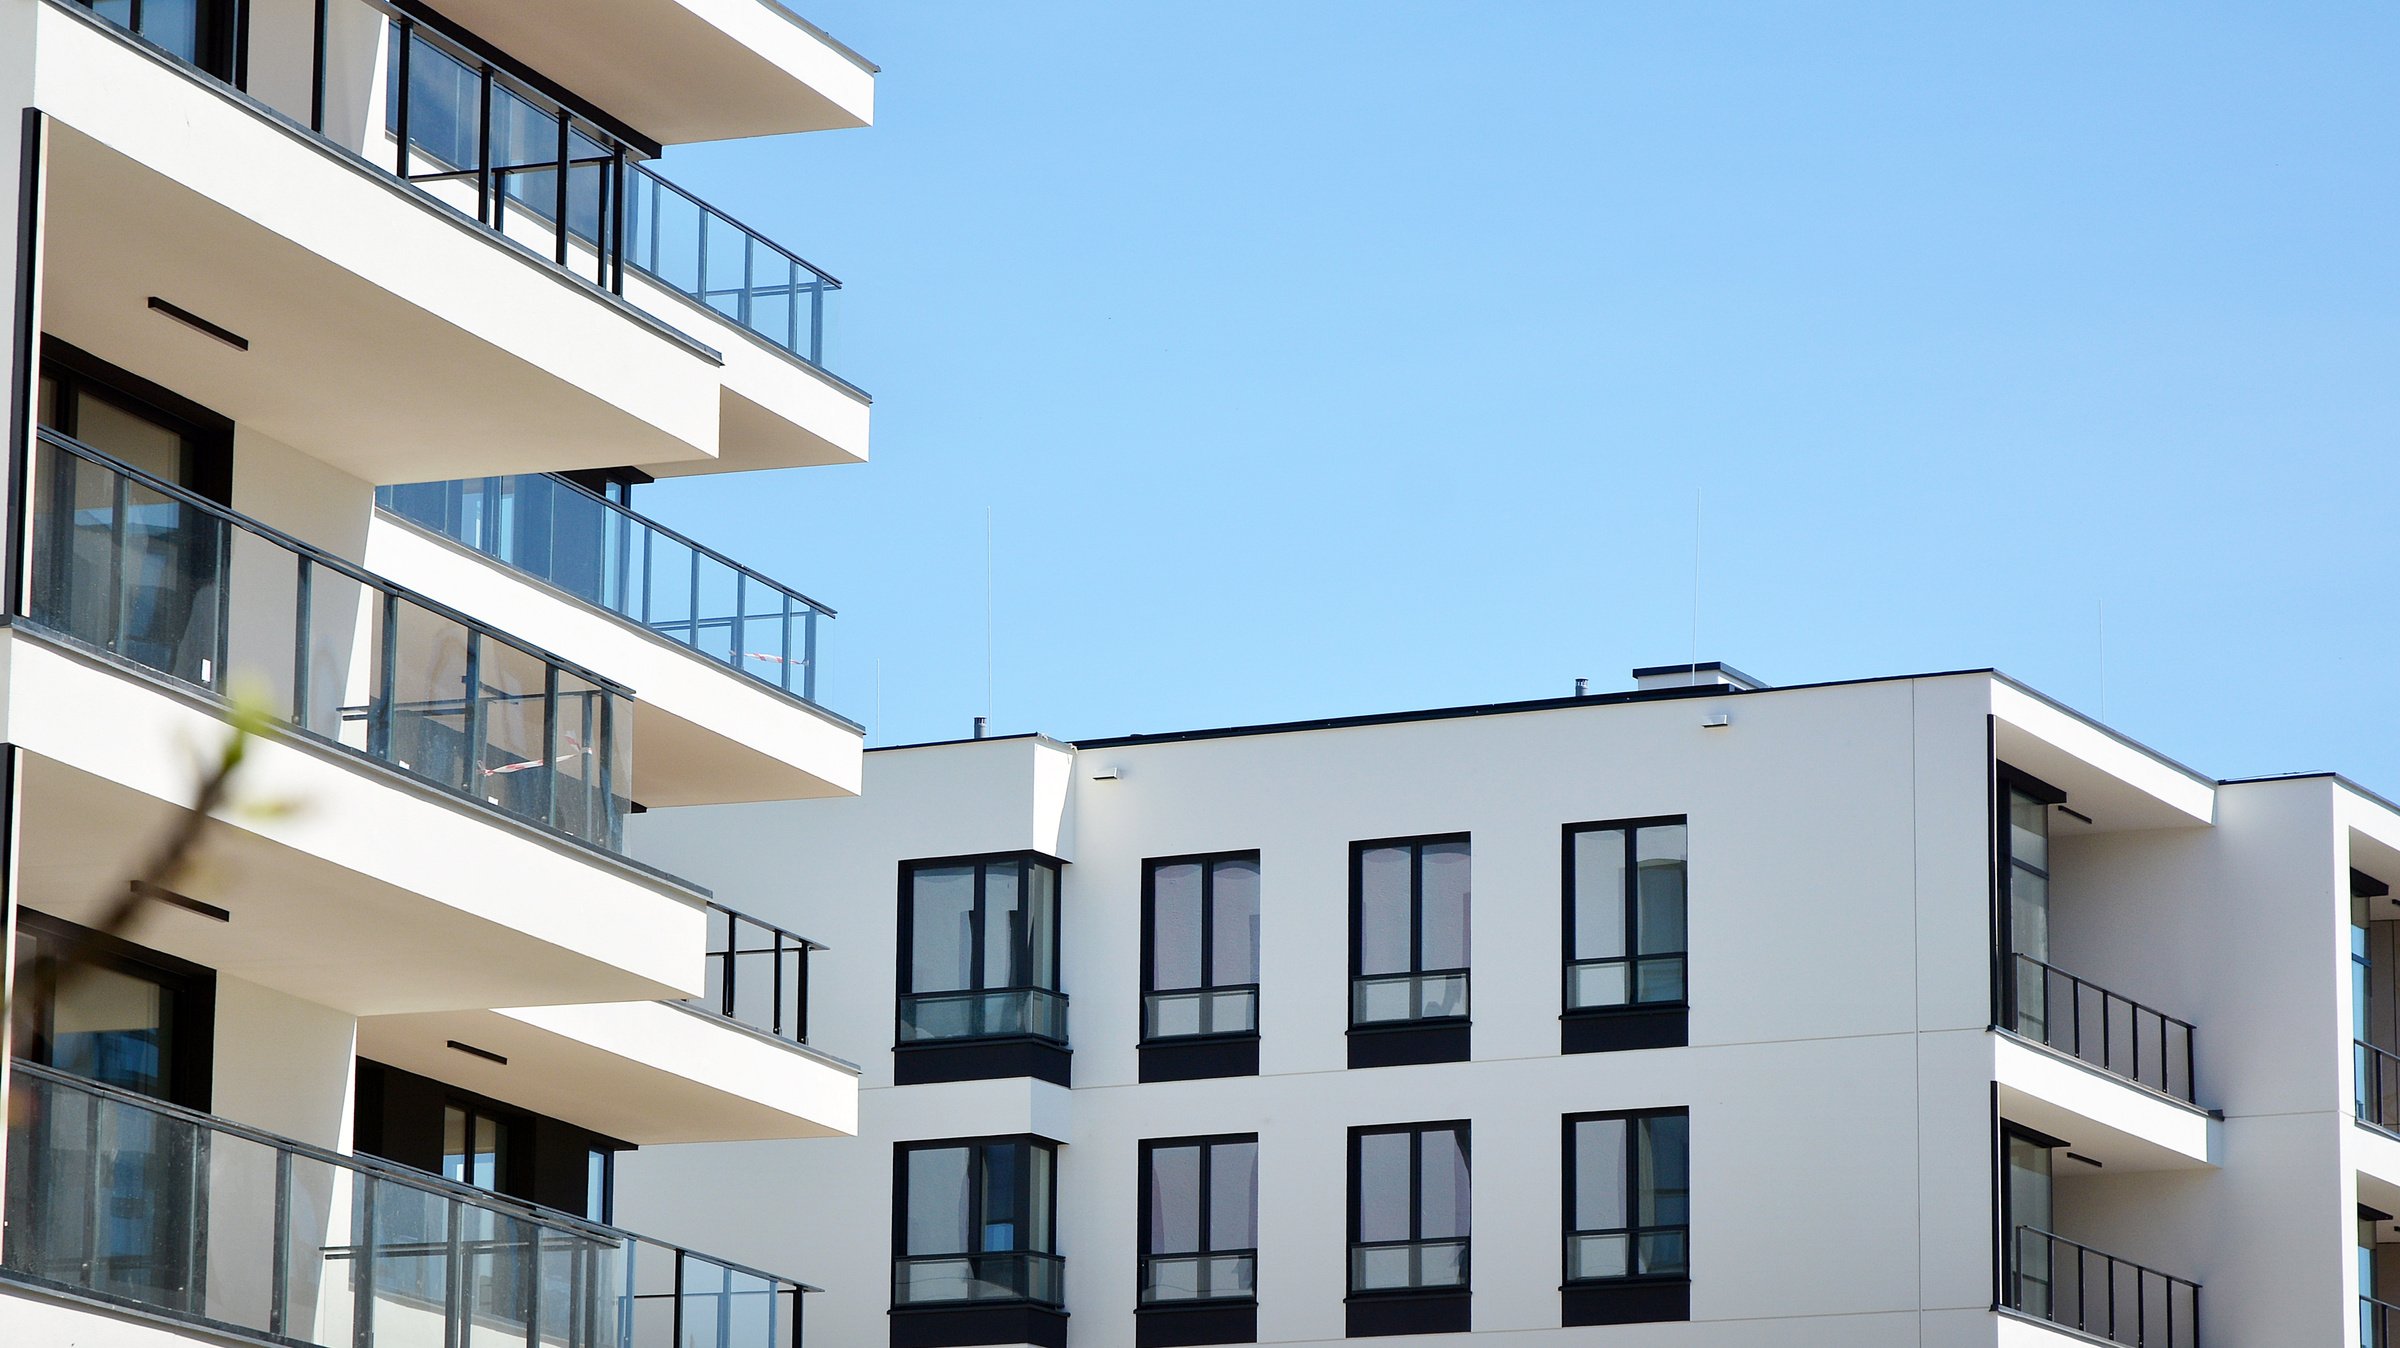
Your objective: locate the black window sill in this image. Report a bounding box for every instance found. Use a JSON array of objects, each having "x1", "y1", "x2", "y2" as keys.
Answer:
[
  {"x1": 1561, "y1": 1004, "x2": 1688, "y2": 1054},
  {"x1": 893, "y1": 1036, "x2": 1071, "y2": 1087},
  {"x1": 891, "y1": 1302, "x2": 1068, "y2": 1348},
  {"x1": 1139, "y1": 1034, "x2": 1259, "y2": 1082},
  {"x1": 1135, "y1": 1300, "x2": 1257, "y2": 1348},
  {"x1": 1345, "y1": 1290, "x2": 1470, "y2": 1337},
  {"x1": 1563, "y1": 1276, "x2": 1689, "y2": 1325},
  {"x1": 1347, "y1": 1019, "x2": 1469, "y2": 1069}
]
